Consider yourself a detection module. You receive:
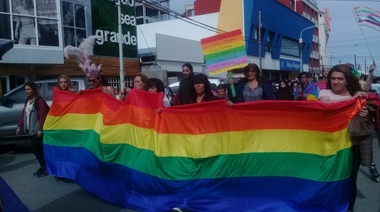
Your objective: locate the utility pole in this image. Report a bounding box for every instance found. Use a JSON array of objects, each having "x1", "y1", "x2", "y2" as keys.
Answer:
[
  {"x1": 354, "y1": 54, "x2": 357, "y2": 69},
  {"x1": 117, "y1": 0, "x2": 125, "y2": 94},
  {"x1": 258, "y1": 11, "x2": 262, "y2": 71}
]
